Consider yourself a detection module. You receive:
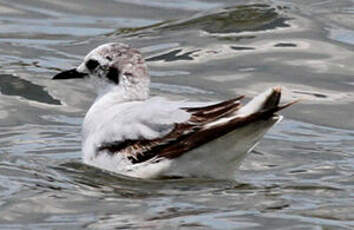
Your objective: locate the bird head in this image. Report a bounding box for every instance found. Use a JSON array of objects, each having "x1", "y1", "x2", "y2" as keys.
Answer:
[{"x1": 53, "y1": 43, "x2": 150, "y2": 99}]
